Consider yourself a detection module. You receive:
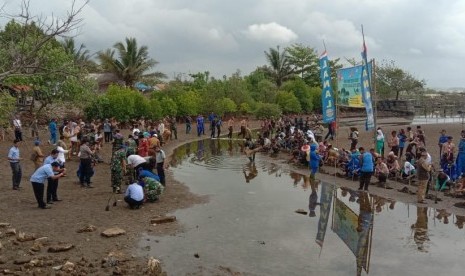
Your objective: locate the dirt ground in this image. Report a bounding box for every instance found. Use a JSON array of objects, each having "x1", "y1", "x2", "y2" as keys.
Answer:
[{"x1": 1, "y1": 119, "x2": 465, "y2": 275}]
